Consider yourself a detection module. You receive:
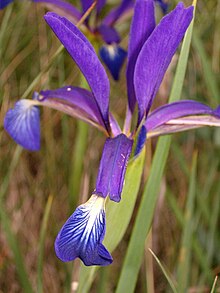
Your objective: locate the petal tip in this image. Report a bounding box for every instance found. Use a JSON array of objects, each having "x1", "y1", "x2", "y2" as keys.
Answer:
[
  {"x1": 55, "y1": 195, "x2": 112, "y2": 266},
  {"x1": 4, "y1": 100, "x2": 40, "y2": 151}
]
